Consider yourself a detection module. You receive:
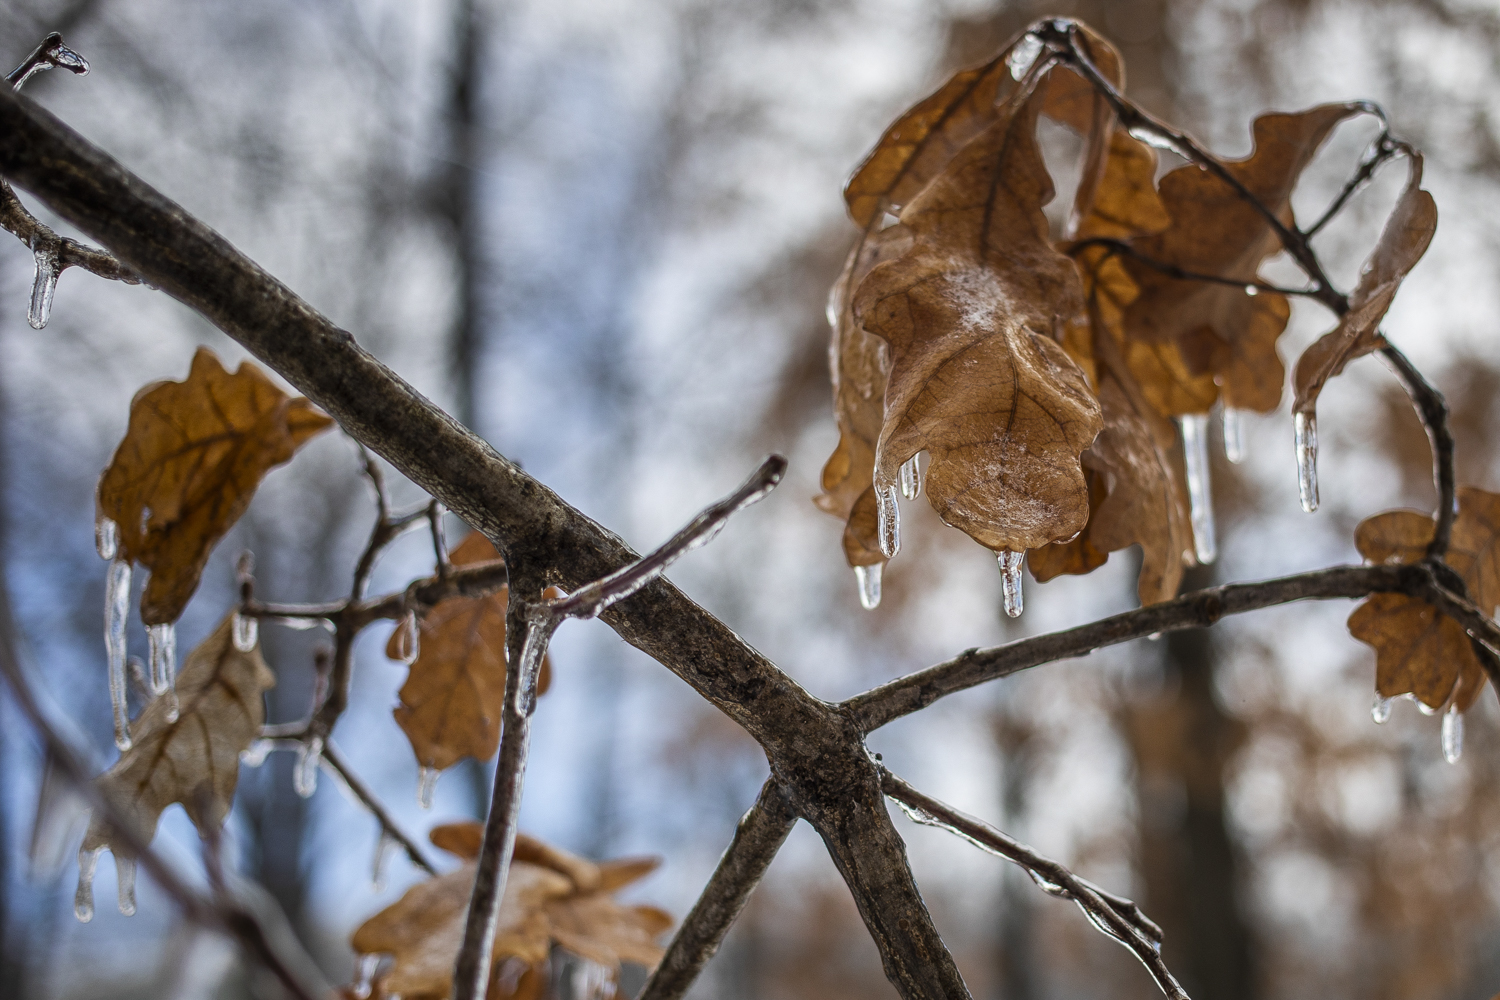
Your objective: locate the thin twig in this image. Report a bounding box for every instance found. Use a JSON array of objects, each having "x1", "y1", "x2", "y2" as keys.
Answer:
[
  {"x1": 6, "y1": 32, "x2": 88, "y2": 90},
  {"x1": 1069, "y1": 238, "x2": 1321, "y2": 298},
  {"x1": 639, "y1": 779, "x2": 798, "y2": 1000},
  {"x1": 428, "y1": 500, "x2": 450, "y2": 581},
  {"x1": 1379, "y1": 343, "x2": 1457, "y2": 559},
  {"x1": 1305, "y1": 131, "x2": 1403, "y2": 238},
  {"x1": 320, "y1": 740, "x2": 440, "y2": 876},
  {"x1": 881, "y1": 770, "x2": 1187, "y2": 1000}
]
